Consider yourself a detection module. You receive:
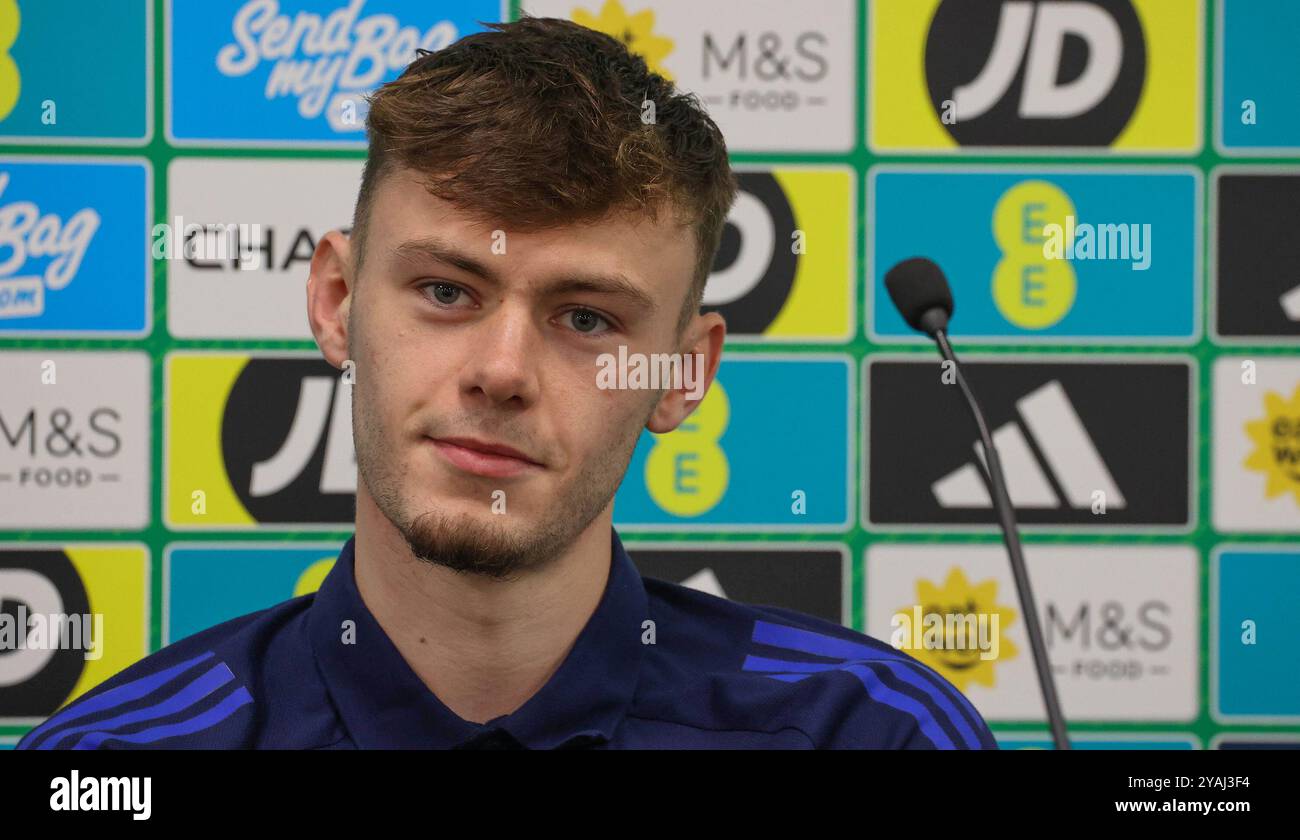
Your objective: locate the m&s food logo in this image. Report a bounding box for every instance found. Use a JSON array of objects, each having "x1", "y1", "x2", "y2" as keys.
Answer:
[{"x1": 168, "y1": 0, "x2": 504, "y2": 145}]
